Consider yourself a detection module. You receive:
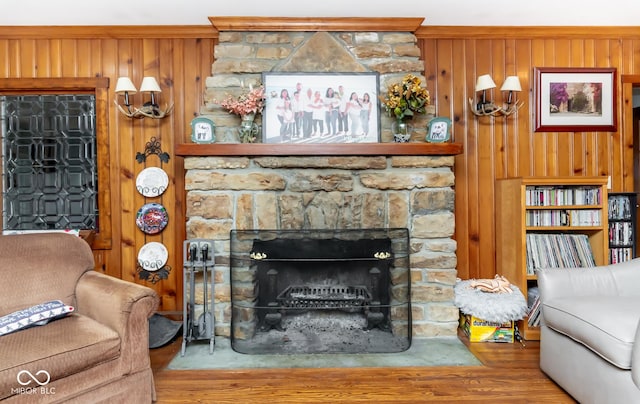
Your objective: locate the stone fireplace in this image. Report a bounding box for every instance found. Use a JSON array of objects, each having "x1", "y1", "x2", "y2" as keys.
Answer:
[
  {"x1": 183, "y1": 153, "x2": 459, "y2": 339},
  {"x1": 179, "y1": 18, "x2": 461, "y2": 342}
]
